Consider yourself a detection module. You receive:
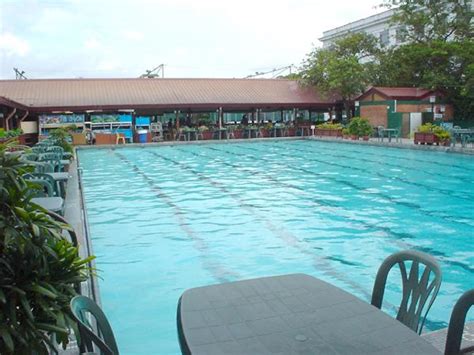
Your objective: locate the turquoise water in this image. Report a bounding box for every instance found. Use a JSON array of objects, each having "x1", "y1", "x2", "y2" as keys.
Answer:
[{"x1": 78, "y1": 140, "x2": 474, "y2": 354}]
